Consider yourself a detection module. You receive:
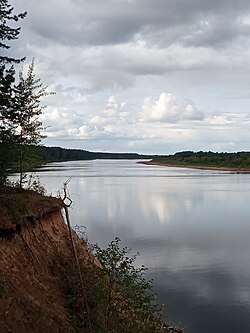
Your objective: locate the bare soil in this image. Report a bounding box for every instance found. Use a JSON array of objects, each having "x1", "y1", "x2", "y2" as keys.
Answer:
[{"x1": 0, "y1": 187, "x2": 90, "y2": 333}]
